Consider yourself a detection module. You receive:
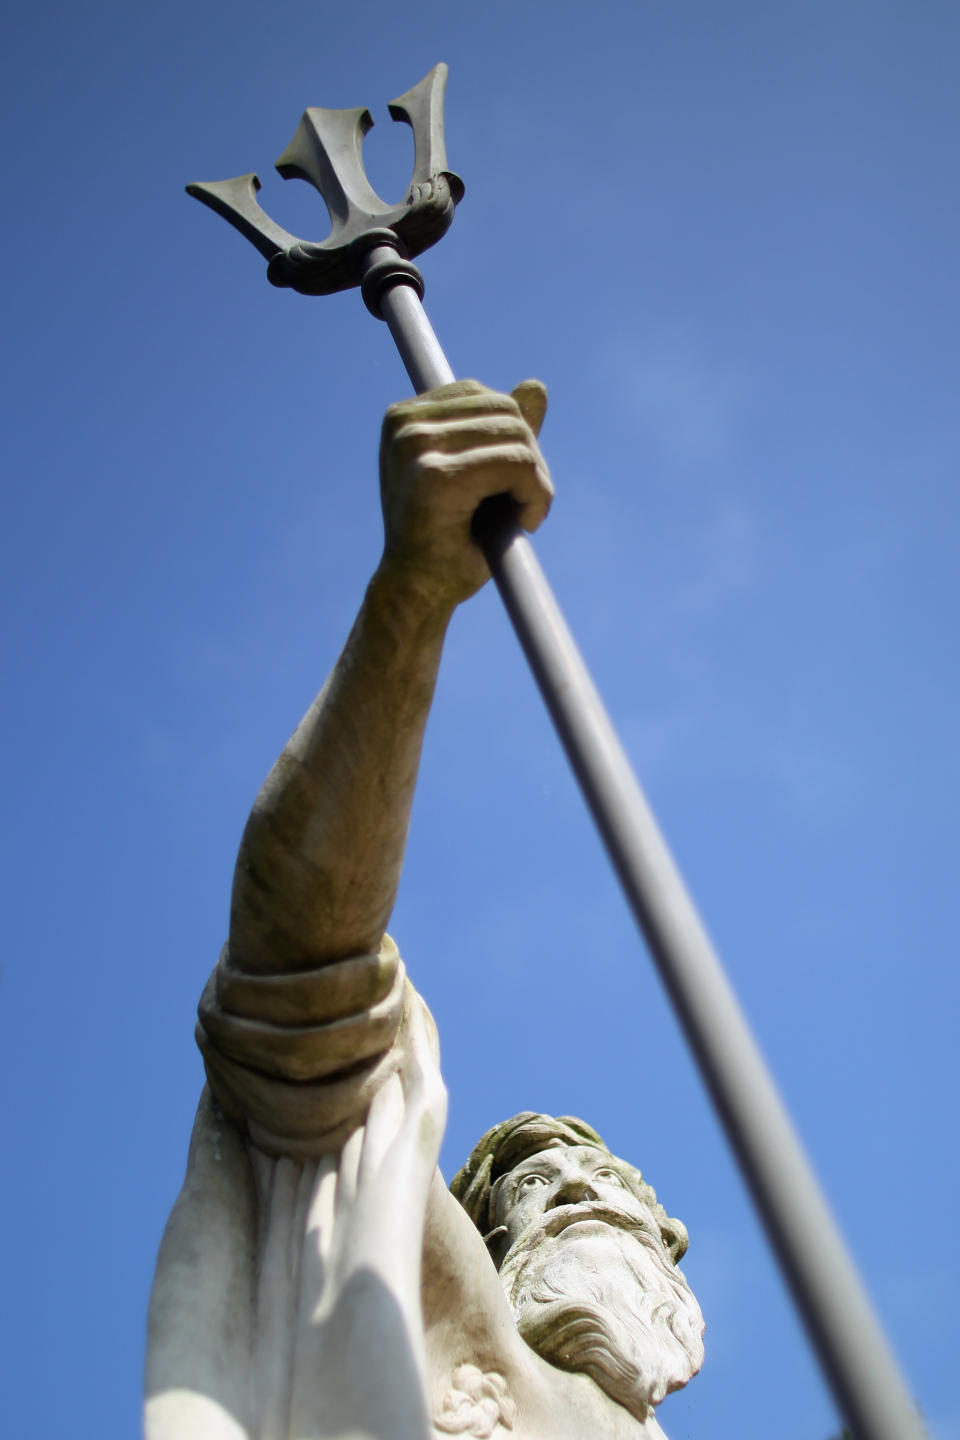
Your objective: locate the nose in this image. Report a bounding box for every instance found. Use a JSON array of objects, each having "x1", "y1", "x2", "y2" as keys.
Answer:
[{"x1": 547, "y1": 1175, "x2": 599, "y2": 1209}]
